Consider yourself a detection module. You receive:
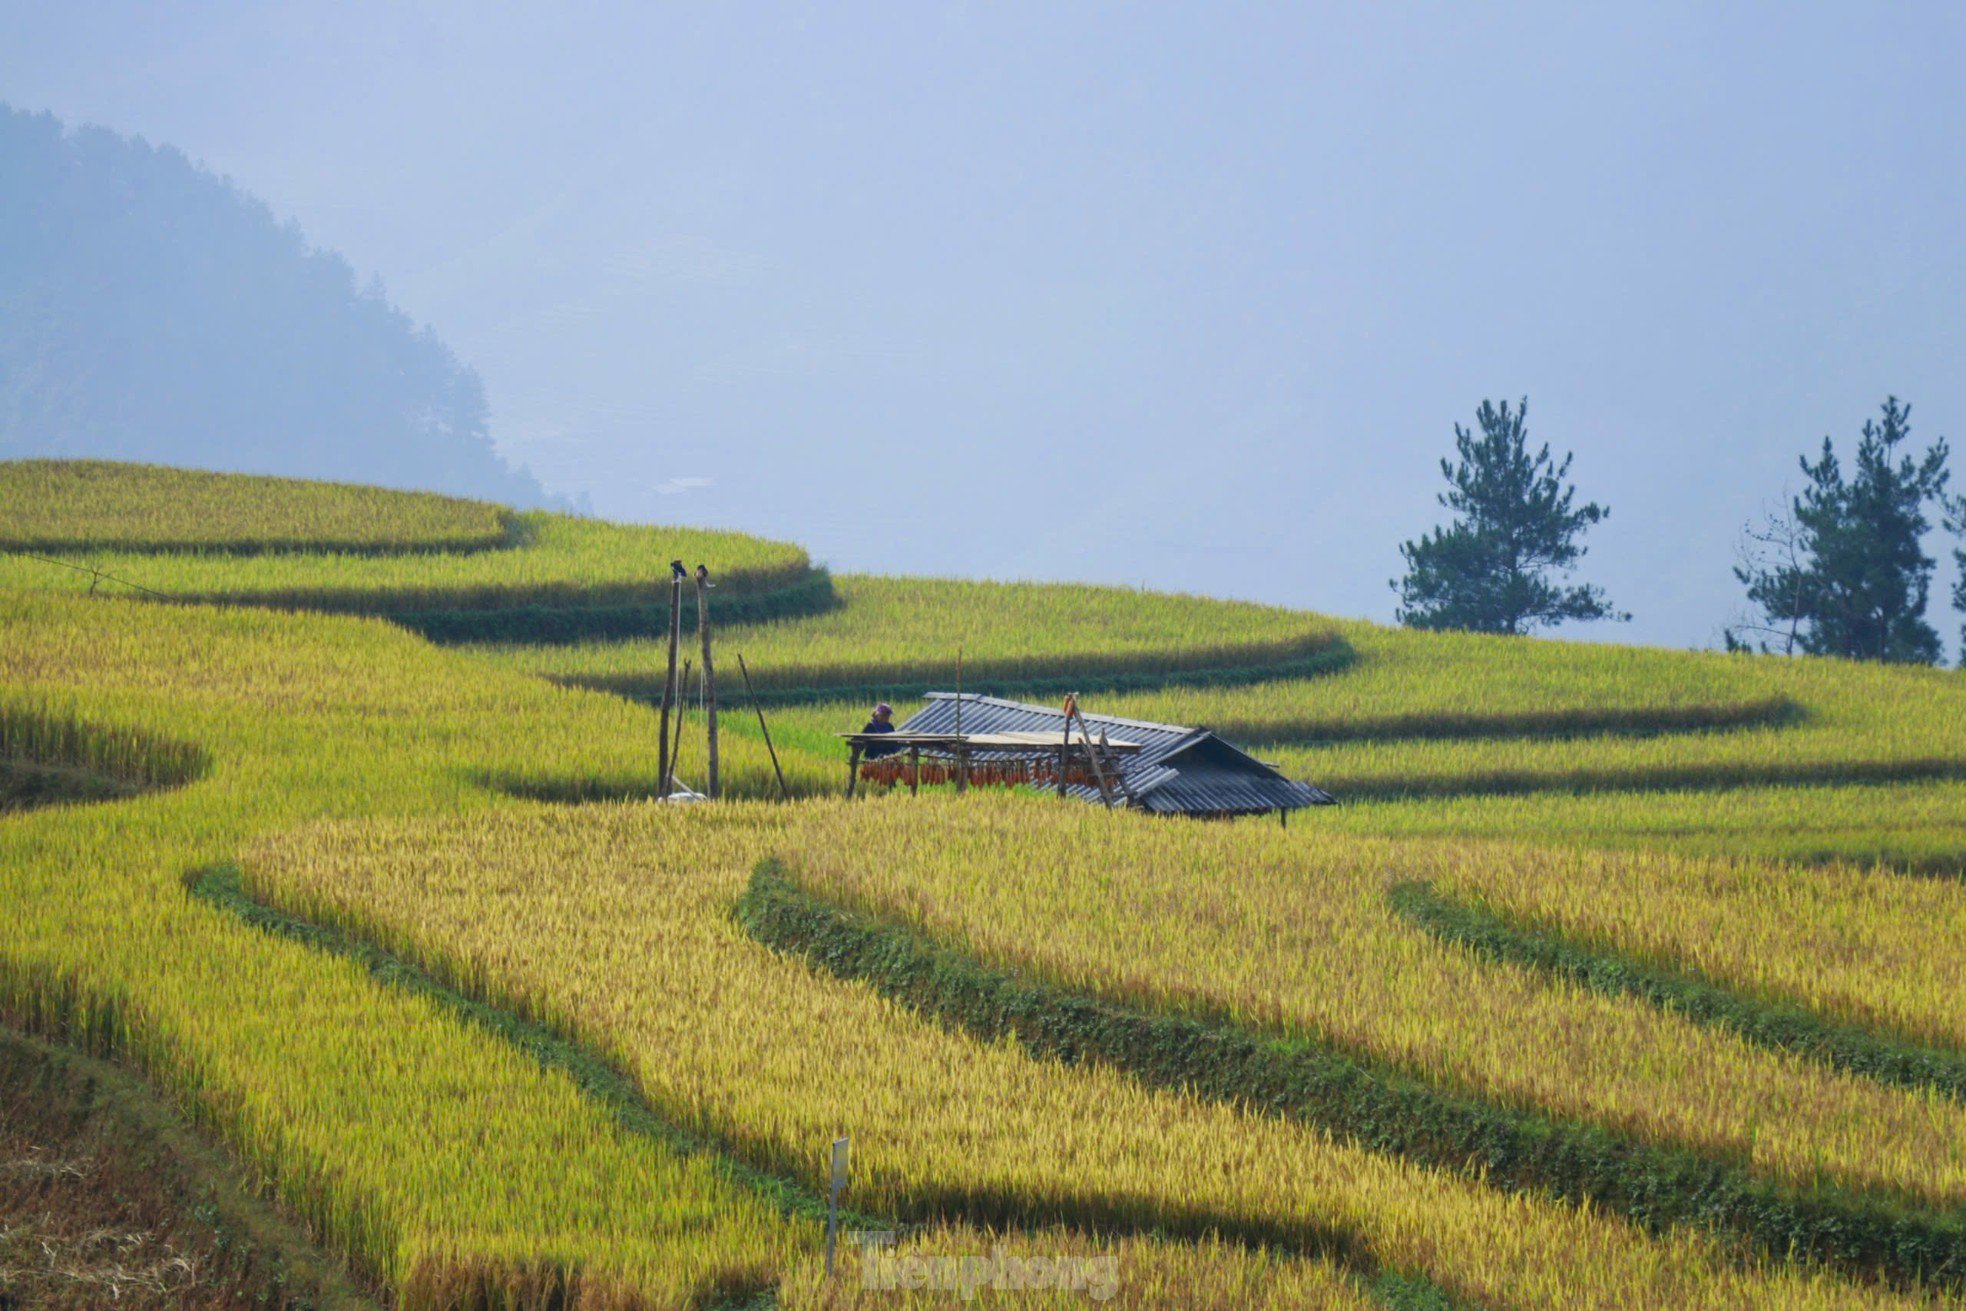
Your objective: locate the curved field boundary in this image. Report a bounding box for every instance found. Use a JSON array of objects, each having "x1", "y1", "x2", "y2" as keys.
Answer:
[
  {"x1": 0, "y1": 460, "x2": 513, "y2": 556},
  {"x1": 1303, "y1": 778, "x2": 1966, "y2": 883},
  {"x1": 189, "y1": 866, "x2": 841, "y2": 1233},
  {"x1": 739, "y1": 860, "x2": 1966, "y2": 1292},
  {"x1": 399, "y1": 569, "x2": 841, "y2": 644},
  {"x1": 1, "y1": 759, "x2": 143, "y2": 812},
  {"x1": 0, "y1": 925, "x2": 775, "y2": 1311},
  {"x1": 2, "y1": 519, "x2": 522, "y2": 558},
  {"x1": 1218, "y1": 694, "x2": 1801, "y2": 747},
  {"x1": 0, "y1": 592, "x2": 823, "y2": 1305},
  {"x1": 1092, "y1": 623, "x2": 1816, "y2": 746},
  {"x1": 1321, "y1": 755, "x2": 1966, "y2": 802},
  {"x1": 551, "y1": 634, "x2": 1356, "y2": 708},
  {"x1": 1236, "y1": 641, "x2": 1966, "y2": 803},
  {"x1": 1, "y1": 465, "x2": 829, "y2": 632},
  {"x1": 143, "y1": 530, "x2": 819, "y2": 615},
  {"x1": 486, "y1": 573, "x2": 1350, "y2": 705},
  {"x1": 195, "y1": 866, "x2": 1464, "y2": 1311},
  {"x1": 1388, "y1": 881, "x2": 1966, "y2": 1102},
  {"x1": 1, "y1": 502, "x2": 832, "y2": 642},
  {"x1": 1, "y1": 703, "x2": 211, "y2": 794}
]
